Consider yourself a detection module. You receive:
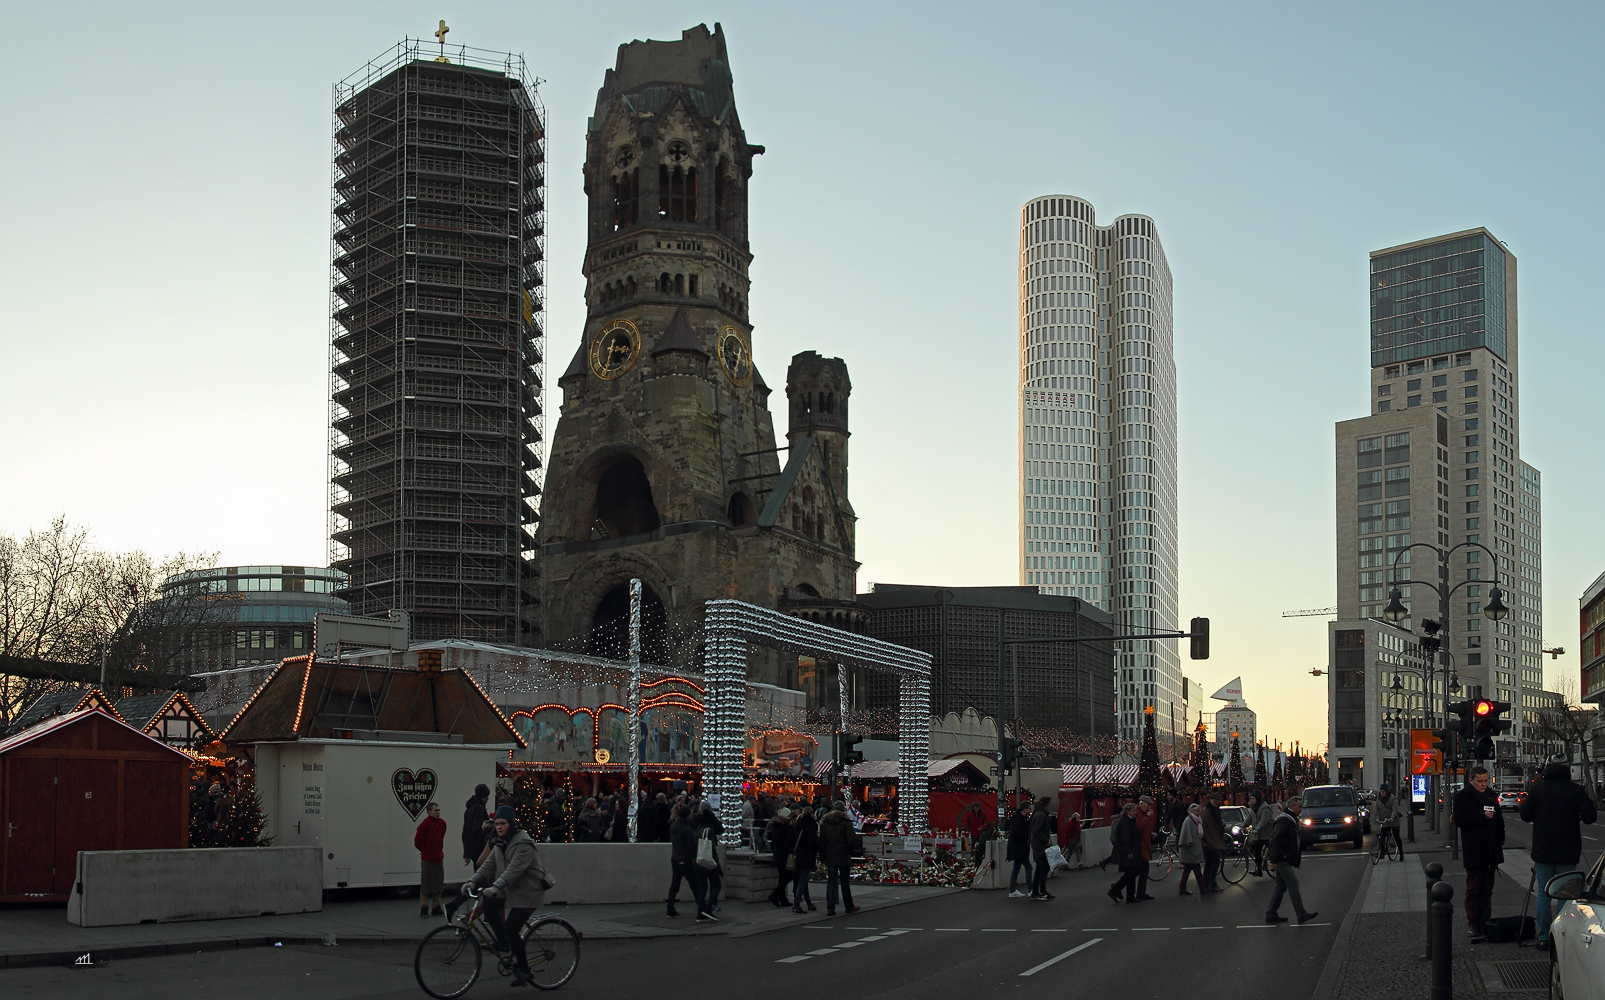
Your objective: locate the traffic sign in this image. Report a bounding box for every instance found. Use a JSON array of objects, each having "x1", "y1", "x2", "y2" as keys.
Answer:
[{"x1": 1410, "y1": 728, "x2": 1444, "y2": 775}]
